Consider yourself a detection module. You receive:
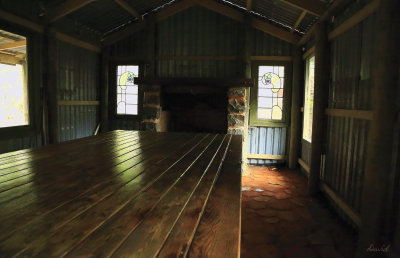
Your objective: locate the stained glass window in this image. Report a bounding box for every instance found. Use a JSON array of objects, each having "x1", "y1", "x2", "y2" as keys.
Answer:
[
  {"x1": 303, "y1": 56, "x2": 315, "y2": 142},
  {"x1": 117, "y1": 65, "x2": 139, "y2": 115},
  {"x1": 257, "y1": 66, "x2": 285, "y2": 120}
]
